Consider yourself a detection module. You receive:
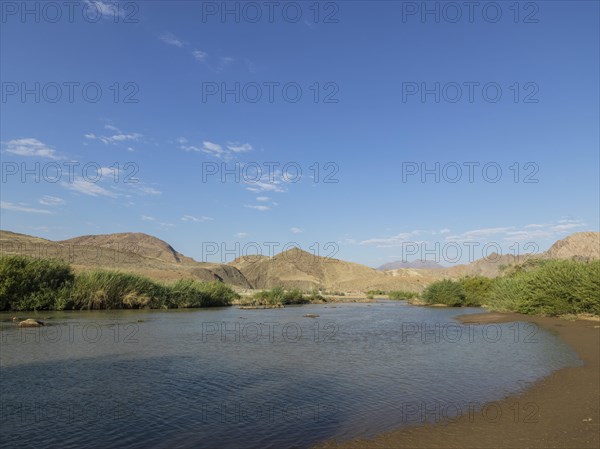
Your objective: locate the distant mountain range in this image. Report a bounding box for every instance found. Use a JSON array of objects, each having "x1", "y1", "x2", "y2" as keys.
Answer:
[{"x1": 1, "y1": 230, "x2": 598, "y2": 292}]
